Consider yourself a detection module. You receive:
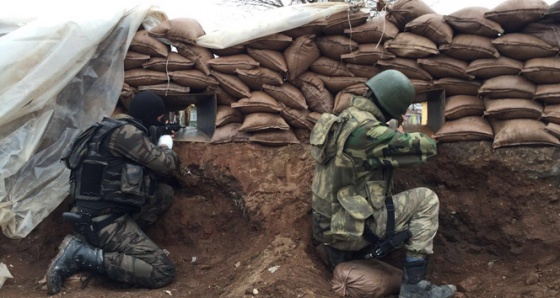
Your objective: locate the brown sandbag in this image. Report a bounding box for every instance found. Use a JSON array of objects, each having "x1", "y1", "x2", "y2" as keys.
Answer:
[
  {"x1": 210, "y1": 123, "x2": 251, "y2": 144},
  {"x1": 534, "y1": 84, "x2": 560, "y2": 104},
  {"x1": 478, "y1": 75, "x2": 536, "y2": 99},
  {"x1": 522, "y1": 57, "x2": 560, "y2": 84},
  {"x1": 492, "y1": 33, "x2": 559, "y2": 60},
  {"x1": 239, "y1": 112, "x2": 290, "y2": 132},
  {"x1": 332, "y1": 259, "x2": 402, "y2": 298},
  {"x1": 341, "y1": 44, "x2": 396, "y2": 65},
  {"x1": 384, "y1": 32, "x2": 439, "y2": 58},
  {"x1": 149, "y1": 18, "x2": 205, "y2": 45},
  {"x1": 433, "y1": 77, "x2": 481, "y2": 97},
  {"x1": 490, "y1": 118, "x2": 560, "y2": 148},
  {"x1": 542, "y1": 104, "x2": 560, "y2": 124},
  {"x1": 283, "y1": 35, "x2": 321, "y2": 81},
  {"x1": 386, "y1": 0, "x2": 436, "y2": 30},
  {"x1": 216, "y1": 105, "x2": 244, "y2": 127},
  {"x1": 521, "y1": 20, "x2": 560, "y2": 48},
  {"x1": 484, "y1": 98, "x2": 543, "y2": 120},
  {"x1": 249, "y1": 129, "x2": 301, "y2": 146},
  {"x1": 444, "y1": 95, "x2": 485, "y2": 120},
  {"x1": 405, "y1": 13, "x2": 454, "y2": 45},
  {"x1": 484, "y1": 0, "x2": 549, "y2": 33},
  {"x1": 235, "y1": 67, "x2": 284, "y2": 91},
  {"x1": 443, "y1": 7, "x2": 503, "y2": 37},
  {"x1": 466, "y1": 56, "x2": 523, "y2": 79},
  {"x1": 322, "y1": 9, "x2": 370, "y2": 35},
  {"x1": 142, "y1": 52, "x2": 195, "y2": 72},
  {"x1": 129, "y1": 30, "x2": 169, "y2": 57},
  {"x1": 345, "y1": 16, "x2": 399, "y2": 44},
  {"x1": 315, "y1": 35, "x2": 359, "y2": 60},
  {"x1": 124, "y1": 51, "x2": 150, "y2": 70},
  {"x1": 439, "y1": 34, "x2": 499, "y2": 62},
  {"x1": 417, "y1": 55, "x2": 473, "y2": 80},
  {"x1": 207, "y1": 54, "x2": 259, "y2": 75},
  {"x1": 245, "y1": 33, "x2": 293, "y2": 51},
  {"x1": 433, "y1": 116, "x2": 494, "y2": 142},
  {"x1": 376, "y1": 58, "x2": 432, "y2": 81},
  {"x1": 231, "y1": 91, "x2": 282, "y2": 115}
]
